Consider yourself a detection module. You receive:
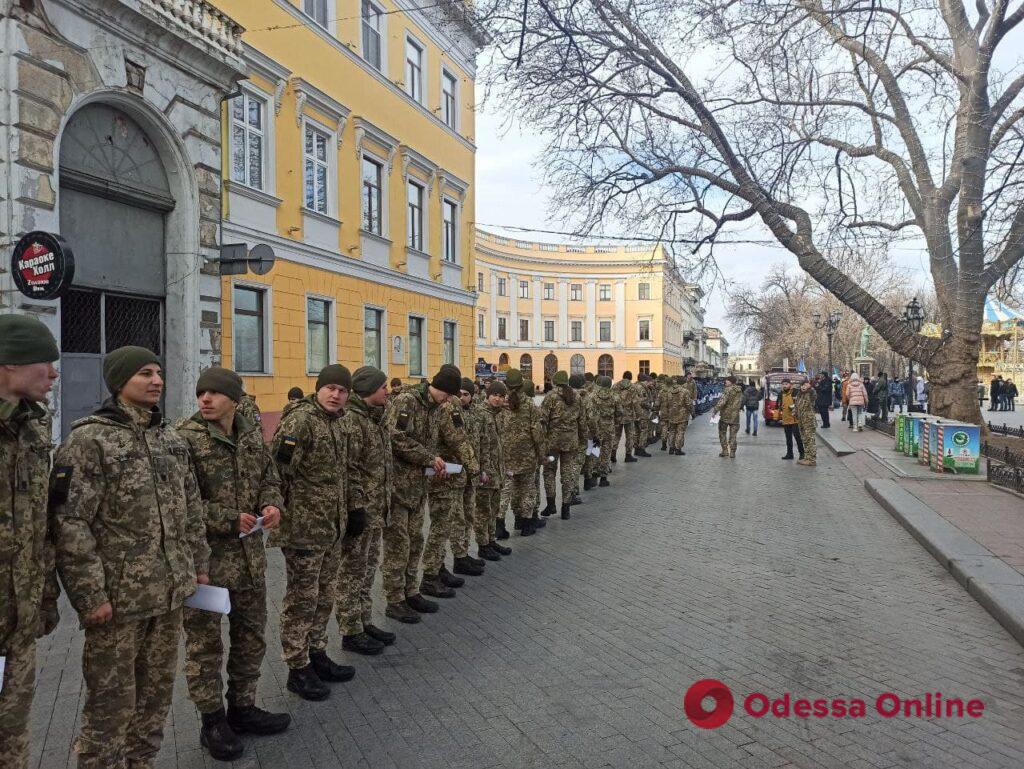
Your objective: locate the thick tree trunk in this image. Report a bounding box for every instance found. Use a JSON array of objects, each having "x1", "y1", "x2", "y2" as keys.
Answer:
[{"x1": 924, "y1": 336, "x2": 983, "y2": 425}]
